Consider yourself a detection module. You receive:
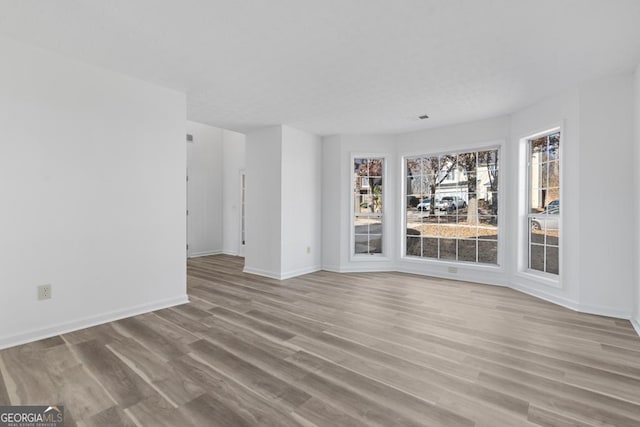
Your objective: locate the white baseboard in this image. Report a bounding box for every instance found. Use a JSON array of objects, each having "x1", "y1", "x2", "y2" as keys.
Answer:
[
  {"x1": 510, "y1": 282, "x2": 633, "y2": 319},
  {"x1": 396, "y1": 265, "x2": 507, "y2": 288},
  {"x1": 576, "y1": 302, "x2": 633, "y2": 320},
  {"x1": 325, "y1": 262, "x2": 633, "y2": 322},
  {"x1": 632, "y1": 318, "x2": 640, "y2": 337},
  {"x1": 321, "y1": 264, "x2": 341, "y2": 273},
  {"x1": 280, "y1": 265, "x2": 322, "y2": 280},
  {"x1": 222, "y1": 250, "x2": 240, "y2": 256},
  {"x1": 509, "y1": 282, "x2": 579, "y2": 312},
  {"x1": 341, "y1": 267, "x2": 395, "y2": 273},
  {"x1": 188, "y1": 250, "x2": 222, "y2": 258},
  {"x1": 321, "y1": 264, "x2": 394, "y2": 273},
  {"x1": 243, "y1": 266, "x2": 282, "y2": 280},
  {"x1": 243, "y1": 265, "x2": 322, "y2": 280},
  {"x1": 0, "y1": 295, "x2": 189, "y2": 350}
]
